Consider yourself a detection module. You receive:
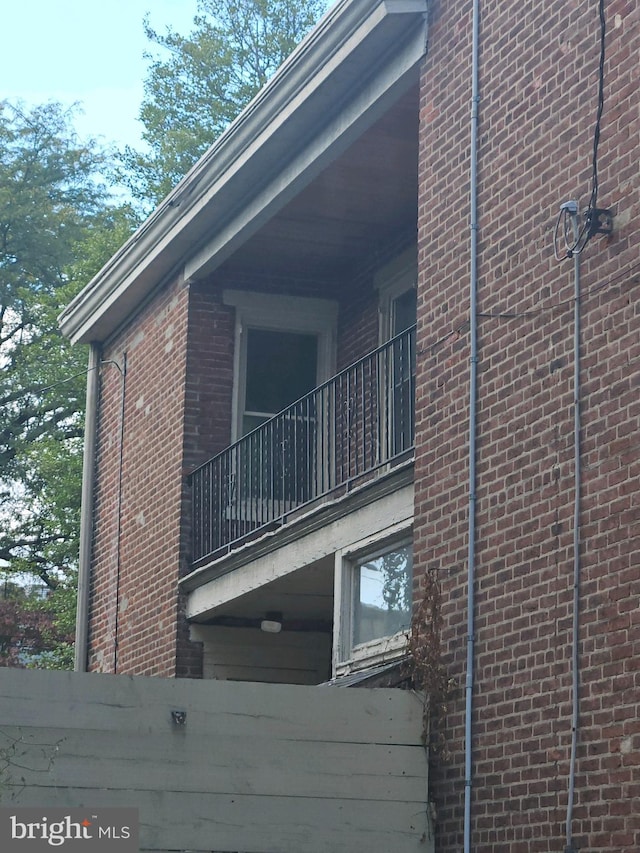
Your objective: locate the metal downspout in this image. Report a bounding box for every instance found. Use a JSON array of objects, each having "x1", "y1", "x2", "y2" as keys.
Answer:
[
  {"x1": 74, "y1": 343, "x2": 101, "y2": 672},
  {"x1": 464, "y1": 0, "x2": 481, "y2": 850}
]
